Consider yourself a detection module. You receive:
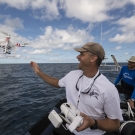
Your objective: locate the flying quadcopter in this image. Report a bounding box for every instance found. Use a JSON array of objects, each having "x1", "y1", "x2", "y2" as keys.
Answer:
[{"x1": 0, "y1": 31, "x2": 29, "y2": 57}]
